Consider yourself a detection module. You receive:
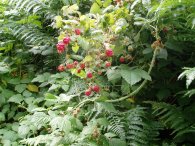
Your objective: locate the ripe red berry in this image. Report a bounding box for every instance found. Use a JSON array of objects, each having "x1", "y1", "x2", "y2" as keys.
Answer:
[
  {"x1": 75, "y1": 29, "x2": 81, "y2": 35},
  {"x1": 80, "y1": 63, "x2": 85, "y2": 69},
  {"x1": 105, "y1": 48, "x2": 114, "y2": 57},
  {"x1": 85, "y1": 89, "x2": 91, "y2": 96},
  {"x1": 74, "y1": 61, "x2": 78, "y2": 66},
  {"x1": 57, "y1": 64, "x2": 65, "y2": 72},
  {"x1": 92, "y1": 85, "x2": 100, "y2": 93},
  {"x1": 63, "y1": 37, "x2": 71, "y2": 44},
  {"x1": 105, "y1": 61, "x2": 111, "y2": 68},
  {"x1": 87, "y1": 72, "x2": 93, "y2": 78},
  {"x1": 77, "y1": 68, "x2": 81, "y2": 73},
  {"x1": 56, "y1": 42, "x2": 65, "y2": 54},
  {"x1": 66, "y1": 63, "x2": 74, "y2": 69},
  {"x1": 119, "y1": 56, "x2": 125, "y2": 63}
]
